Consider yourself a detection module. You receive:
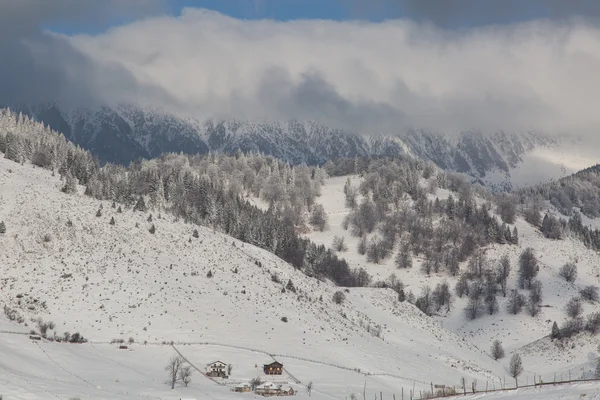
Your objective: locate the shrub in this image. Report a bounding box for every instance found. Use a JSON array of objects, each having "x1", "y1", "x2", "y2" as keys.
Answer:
[
  {"x1": 565, "y1": 297, "x2": 583, "y2": 319},
  {"x1": 43, "y1": 234, "x2": 52, "y2": 243},
  {"x1": 281, "y1": 317, "x2": 288, "y2": 323},
  {"x1": 193, "y1": 229, "x2": 199, "y2": 238},
  {"x1": 559, "y1": 262, "x2": 577, "y2": 282},
  {"x1": 581, "y1": 286, "x2": 599, "y2": 303},
  {"x1": 207, "y1": 270, "x2": 213, "y2": 278},
  {"x1": 271, "y1": 273, "x2": 281, "y2": 283},
  {"x1": 332, "y1": 291, "x2": 346, "y2": 304}
]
